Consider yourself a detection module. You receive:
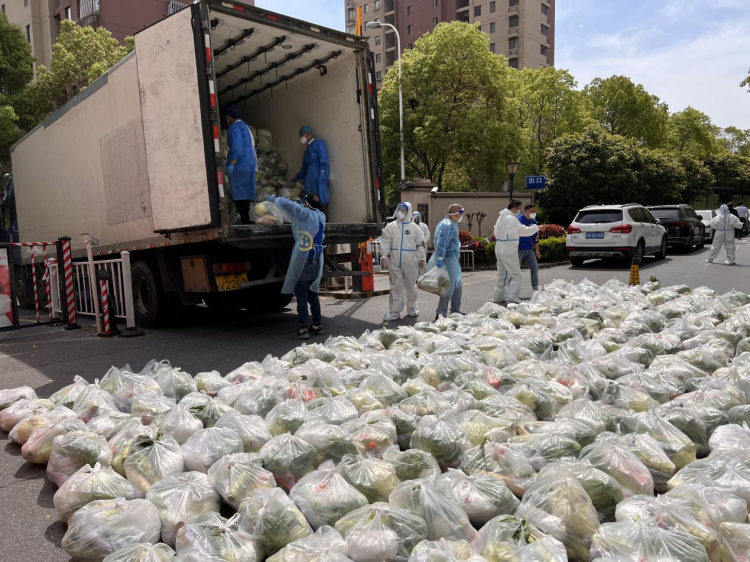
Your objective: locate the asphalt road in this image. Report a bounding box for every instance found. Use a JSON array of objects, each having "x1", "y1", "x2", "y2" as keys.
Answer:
[{"x1": 1, "y1": 238, "x2": 748, "y2": 560}]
